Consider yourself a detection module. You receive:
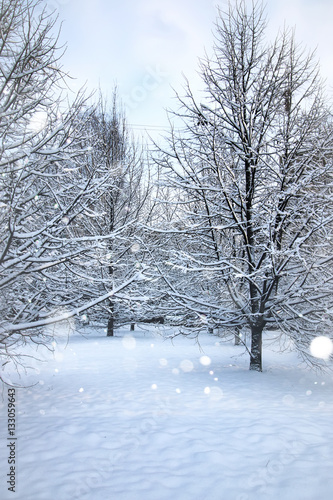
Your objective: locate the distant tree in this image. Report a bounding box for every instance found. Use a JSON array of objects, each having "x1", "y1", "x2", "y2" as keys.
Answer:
[
  {"x1": 154, "y1": 1, "x2": 333, "y2": 371},
  {"x1": 78, "y1": 92, "x2": 155, "y2": 336}
]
